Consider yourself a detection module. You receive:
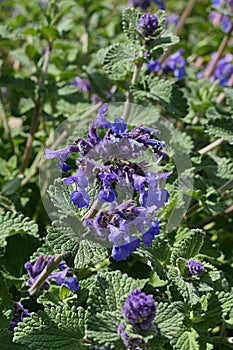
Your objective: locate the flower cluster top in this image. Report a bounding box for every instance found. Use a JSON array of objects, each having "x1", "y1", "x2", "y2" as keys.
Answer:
[{"x1": 45, "y1": 104, "x2": 171, "y2": 261}]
